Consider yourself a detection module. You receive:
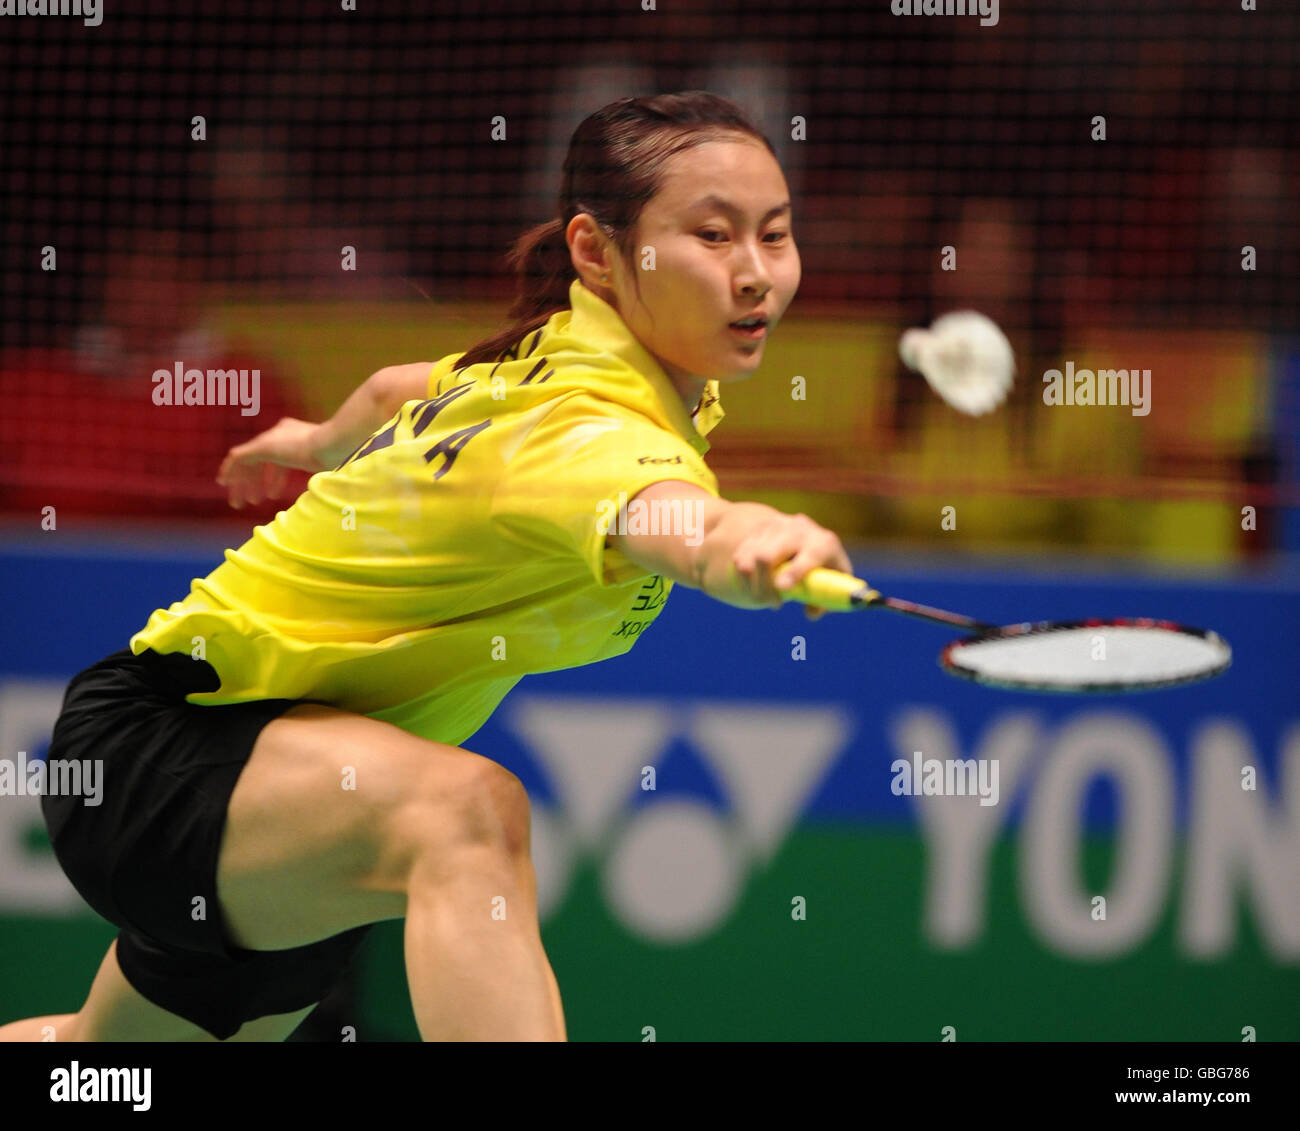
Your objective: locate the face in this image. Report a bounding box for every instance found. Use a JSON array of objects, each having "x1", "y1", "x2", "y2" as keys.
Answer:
[{"x1": 575, "y1": 136, "x2": 800, "y2": 403}]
